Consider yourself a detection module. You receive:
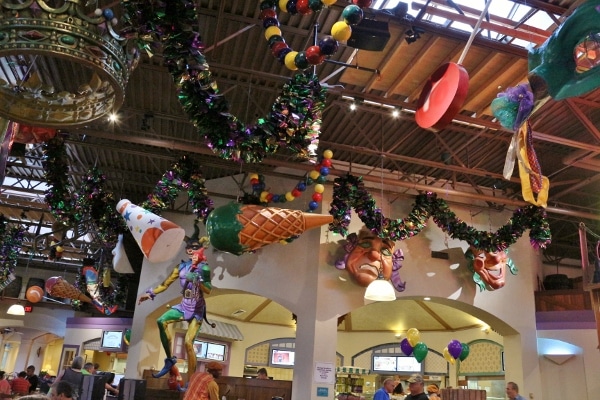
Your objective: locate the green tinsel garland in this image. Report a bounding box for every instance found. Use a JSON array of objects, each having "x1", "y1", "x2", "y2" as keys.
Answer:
[
  {"x1": 329, "y1": 174, "x2": 552, "y2": 252},
  {"x1": 140, "y1": 156, "x2": 214, "y2": 222},
  {"x1": 122, "y1": 0, "x2": 326, "y2": 163}
]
